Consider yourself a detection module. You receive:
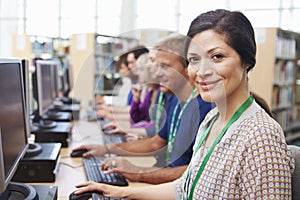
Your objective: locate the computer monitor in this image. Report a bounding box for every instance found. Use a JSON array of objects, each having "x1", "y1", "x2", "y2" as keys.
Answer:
[
  {"x1": 21, "y1": 59, "x2": 43, "y2": 157},
  {"x1": 21, "y1": 59, "x2": 30, "y2": 134},
  {"x1": 60, "y1": 62, "x2": 73, "y2": 97},
  {"x1": 51, "y1": 61, "x2": 61, "y2": 99},
  {"x1": 59, "y1": 62, "x2": 81, "y2": 105},
  {"x1": 36, "y1": 60, "x2": 60, "y2": 100},
  {"x1": 31, "y1": 59, "x2": 57, "y2": 129},
  {"x1": 0, "y1": 59, "x2": 29, "y2": 194}
]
